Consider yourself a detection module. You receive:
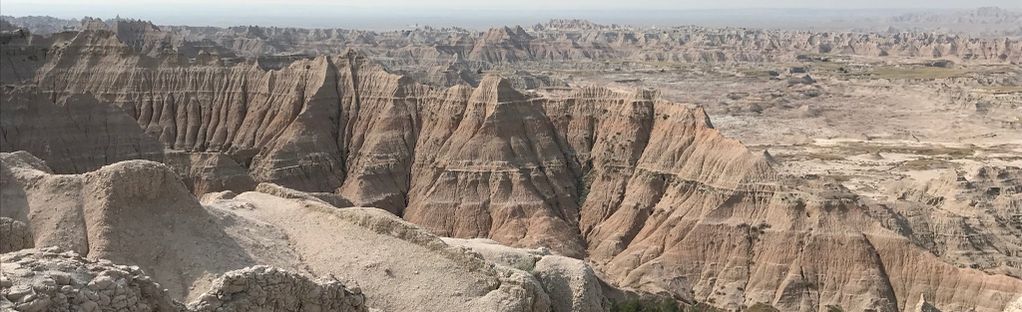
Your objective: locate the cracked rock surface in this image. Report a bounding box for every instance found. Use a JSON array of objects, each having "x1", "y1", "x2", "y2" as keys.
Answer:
[{"x1": 1, "y1": 248, "x2": 370, "y2": 312}]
